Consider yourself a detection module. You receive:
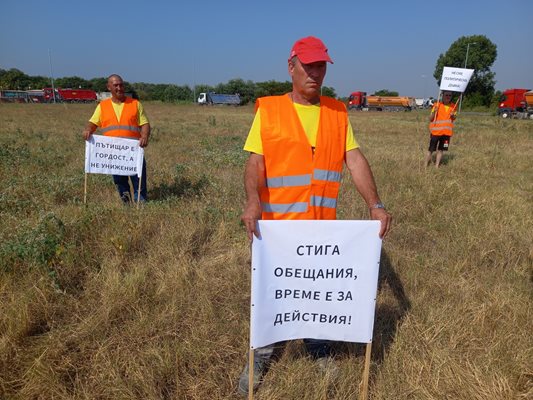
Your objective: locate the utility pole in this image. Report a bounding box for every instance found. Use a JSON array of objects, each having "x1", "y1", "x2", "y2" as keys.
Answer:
[
  {"x1": 48, "y1": 48, "x2": 56, "y2": 103},
  {"x1": 458, "y1": 42, "x2": 477, "y2": 112},
  {"x1": 192, "y1": 57, "x2": 196, "y2": 104},
  {"x1": 422, "y1": 74, "x2": 427, "y2": 99}
]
